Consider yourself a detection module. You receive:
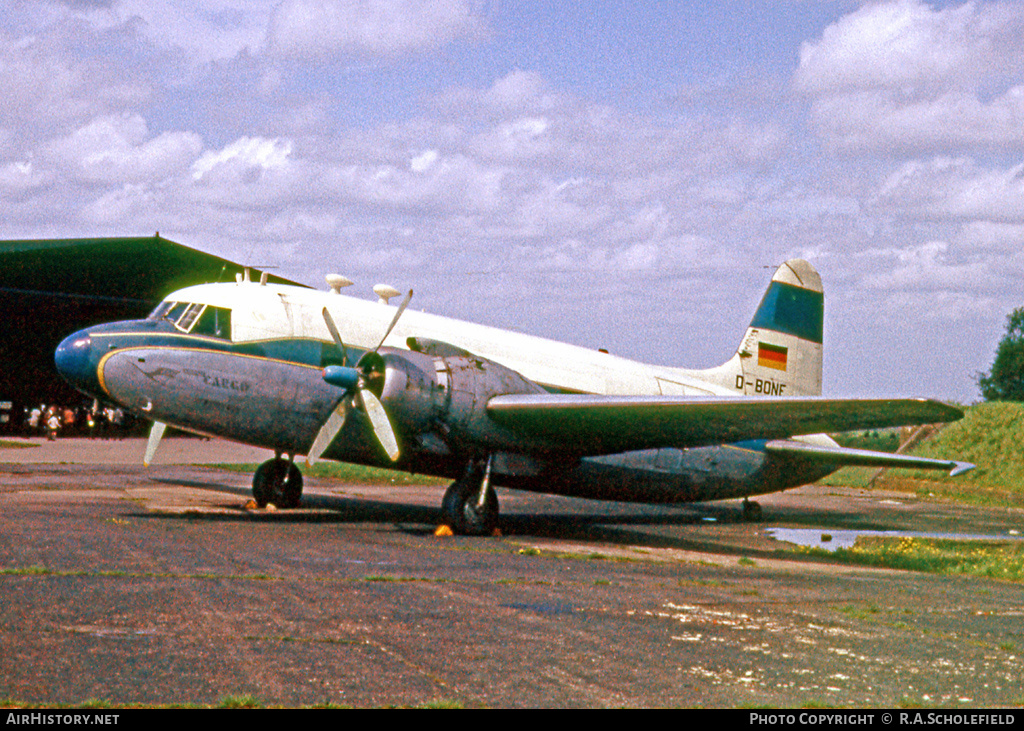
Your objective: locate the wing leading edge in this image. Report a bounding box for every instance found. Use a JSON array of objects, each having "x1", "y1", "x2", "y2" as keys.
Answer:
[{"x1": 486, "y1": 394, "x2": 966, "y2": 465}]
